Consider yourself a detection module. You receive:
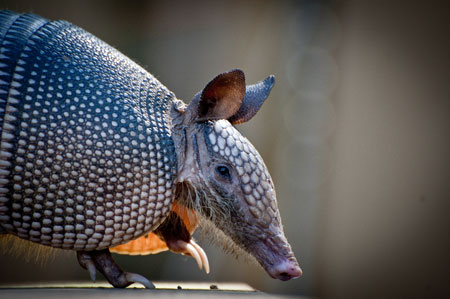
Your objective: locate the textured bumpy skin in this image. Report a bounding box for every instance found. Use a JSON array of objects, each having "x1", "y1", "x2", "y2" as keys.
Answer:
[
  {"x1": 0, "y1": 11, "x2": 177, "y2": 250},
  {"x1": 204, "y1": 120, "x2": 278, "y2": 227},
  {"x1": 0, "y1": 10, "x2": 302, "y2": 288}
]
